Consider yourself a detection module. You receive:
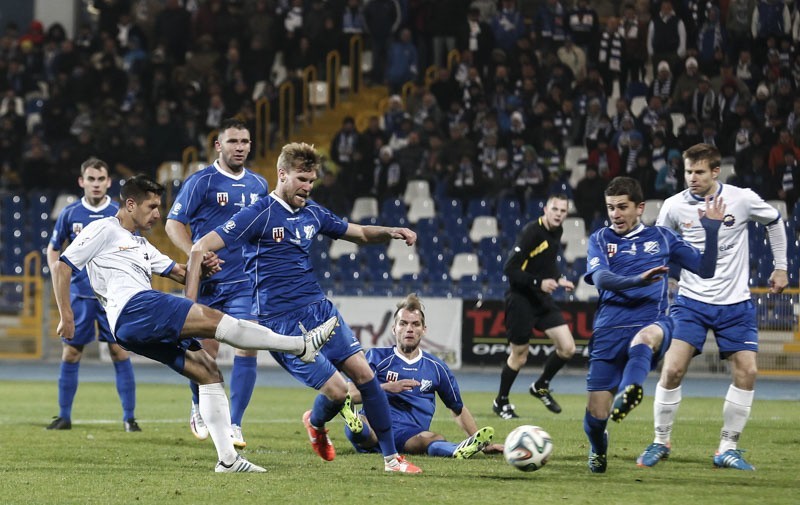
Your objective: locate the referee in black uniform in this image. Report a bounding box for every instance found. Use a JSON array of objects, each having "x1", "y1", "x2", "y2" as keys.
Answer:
[{"x1": 493, "y1": 194, "x2": 577, "y2": 418}]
